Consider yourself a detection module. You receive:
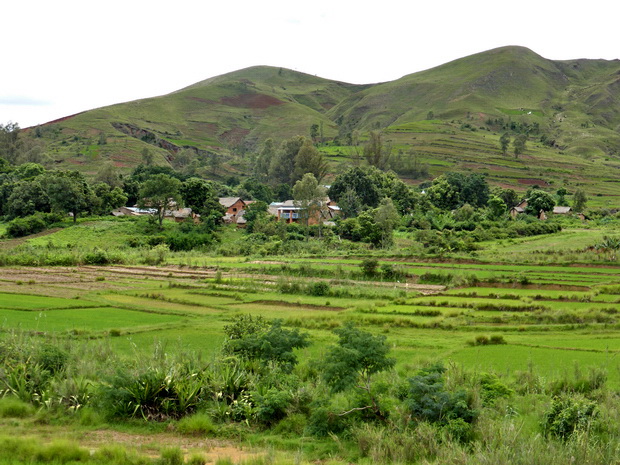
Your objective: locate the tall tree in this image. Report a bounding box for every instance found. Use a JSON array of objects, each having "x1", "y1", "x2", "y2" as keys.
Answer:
[
  {"x1": 363, "y1": 131, "x2": 392, "y2": 170},
  {"x1": 293, "y1": 139, "x2": 328, "y2": 183},
  {"x1": 526, "y1": 190, "x2": 555, "y2": 215},
  {"x1": 572, "y1": 189, "x2": 588, "y2": 212},
  {"x1": 253, "y1": 138, "x2": 275, "y2": 183},
  {"x1": 180, "y1": 177, "x2": 224, "y2": 219},
  {"x1": 268, "y1": 136, "x2": 305, "y2": 186},
  {"x1": 499, "y1": 133, "x2": 511, "y2": 155},
  {"x1": 0, "y1": 122, "x2": 21, "y2": 164},
  {"x1": 44, "y1": 171, "x2": 95, "y2": 222},
  {"x1": 138, "y1": 174, "x2": 182, "y2": 228},
  {"x1": 513, "y1": 134, "x2": 527, "y2": 158},
  {"x1": 293, "y1": 173, "x2": 327, "y2": 234}
]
